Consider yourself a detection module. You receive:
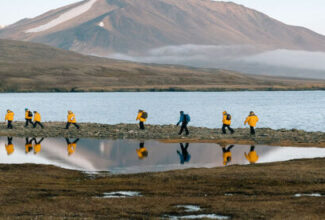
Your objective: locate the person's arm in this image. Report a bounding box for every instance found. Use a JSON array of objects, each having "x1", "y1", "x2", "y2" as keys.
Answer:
[
  {"x1": 244, "y1": 153, "x2": 249, "y2": 160},
  {"x1": 136, "y1": 113, "x2": 141, "y2": 121},
  {"x1": 244, "y1": 117, "x2": 248, "y2": 125},
  {"x1": 256, "y1": 116, "x2": 259, "y2": 122},
  {"x1": 176, "y1": 115, "x2": 183, "y2": 126}
]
